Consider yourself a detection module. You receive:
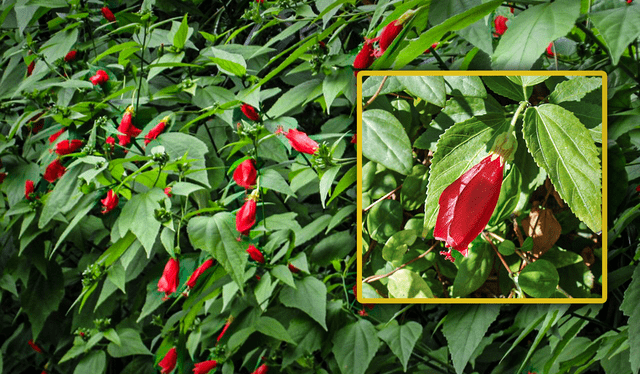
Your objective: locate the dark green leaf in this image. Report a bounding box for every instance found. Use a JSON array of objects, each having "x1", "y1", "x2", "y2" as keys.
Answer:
[
  {"x1": 280, "y1": 276, "x2": 327, "y2": 330},
  {"x1": 332, "y1": 319, "x2": 379, "y2": 374},
  {"x1": 362, "y1": 109, "x2": 413, "y2": 175},
  {"x1": 519, "y1": 259, "x2": 560, "y2": 297},
  {"x1": 377, "y1": 320, "x2": 423, "y2": 372}
]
